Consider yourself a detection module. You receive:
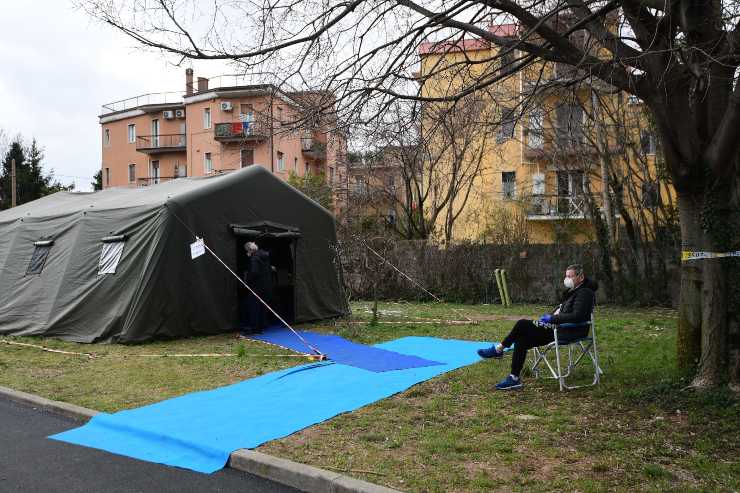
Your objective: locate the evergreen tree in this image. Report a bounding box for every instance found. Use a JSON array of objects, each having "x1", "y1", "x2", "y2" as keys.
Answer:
[
  {"x1": 0, "y1": 137, "x2": 72, "y2": 210},
  {"x1": 91, "y1": 170, "x2": 103, "y2": 191}
]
